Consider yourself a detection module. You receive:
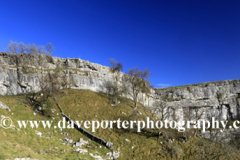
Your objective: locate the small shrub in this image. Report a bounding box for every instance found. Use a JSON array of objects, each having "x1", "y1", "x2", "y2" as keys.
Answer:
[
  {"x1": 108, "y1": 58, "x2": 123, "y2": 73},
  {"x1": 43, "y1": 99, "x2": 54, "y2": 117},
  {"x1": 163, "y1": 97, "x2": 181, "y2": 102},
  {"x1": 217, "y1": 92, "x2": 223, "y2": 100},
  {"x1": 74, "y1": 59, "x2": 78, "y2": 63},
  {"x1": 22, "y1": 66, "x2": 36, "y2": 74},
  {"x1": 46, "y1": 55, "x2": 53, "y2": 63},
  {"x1": 237, "y1": 93, "x2": 240, "y2": 98},
  {"x1": 22, "y1": 66, "x2": 28, "y2": 74}
]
